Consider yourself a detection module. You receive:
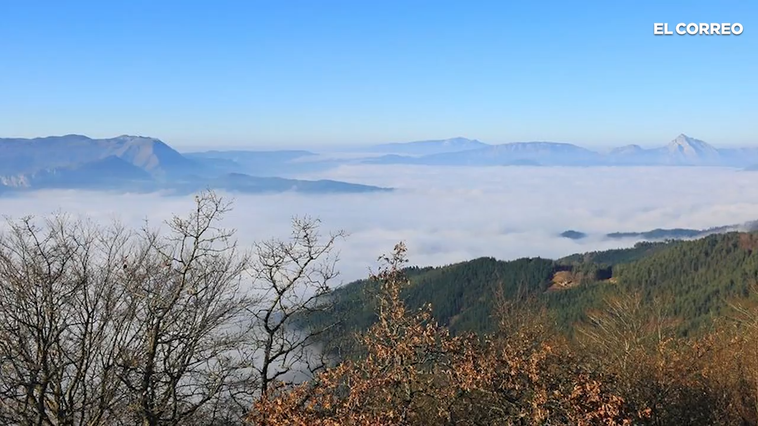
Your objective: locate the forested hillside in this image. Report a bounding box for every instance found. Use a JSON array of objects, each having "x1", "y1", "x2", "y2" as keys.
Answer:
[
  {"x1": 309, "y1": 233, "x2": 758, "y2": 354},
  {"x1": 260, "y1": 241, "x2": 758, "y2": 426}
]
